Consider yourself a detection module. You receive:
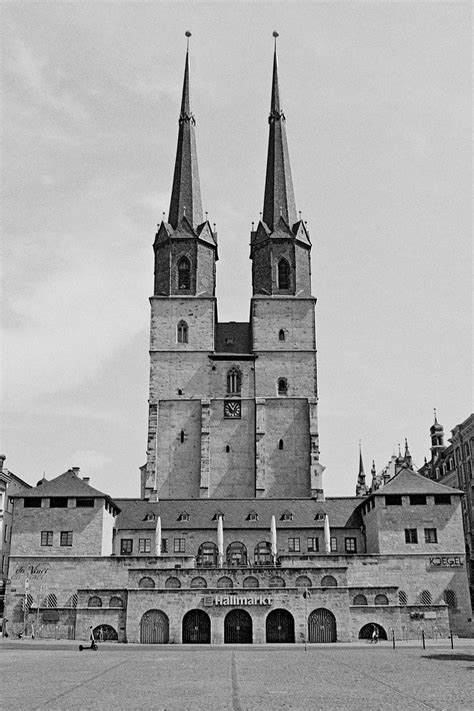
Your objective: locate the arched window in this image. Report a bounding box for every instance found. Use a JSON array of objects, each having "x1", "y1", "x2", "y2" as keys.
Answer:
[
  {"x1": 138, "y1": 577, "x2": 155, "y2": 589},
  {"x1": 165, "y1": 577, "x2": 181, "y2": 589},
  {"x1": 295, "y1": 575, "x2": 312, "y2": 588},
  {"x1": 277, "y1": 378, "x2": 288, "y2": 396},
  {"x1": 279, "y1": 329, "x2": 285, "y2": 341},
  {"x1": 177, "y1": 320, "x2": 188, "y2": 344},
  {"x1": 420, "y1": 590, "x2": 432, "y2": 605},
  {"x1": 226, "y1": 541, "x2": 247, "y2": 567},
  {"x1": 321, "y1": 575, "x2": 337, "y2": 588},
  {"x1": 269, "y1": 576, "x2": 286, "y2": 588},
  {"x1": 178, "y1": 257, "x2": 191, "y2": 290},
  {"x1": 227, "y1": 367, "x2": 241, "y2": 395},
  {"x1": 353, "y1": 594, "x2": 368, "y2": 606},
  {"x1": 443, "y1": 589, "x2": 457, "y2": 608},
  {"x1": 109, "y1": 596, "x2": 123, "y2": 607},
  {"x1": 190, "y1": 576, "x2": 207, "y2": 588},
  {"x1": 197, "y1": 542, "x2": 218, "y2": 567},
  {"x1": 374, "y1": 593, "x2": 389, "y2": 606},
  {"x1": 243, "y1": 576, "x2": 259, "y2": 589},
  {"x1": 398, "y1": 590, "x2": 408, "y2": 606},
  {"x1": 279, "y1": 439, "x2": 284, "y2": 450},
  {"x1": 254, "y1": 541, "x2": 272, "y2": 566},
  {"x1": 217, "y1": 576, "x2": 233, "y2": 589},
  {"x1": 278, "y1": 259, "x2": 290, "y2": 289},
  {"x1": 88, "y1": 595, "x2": 102, "y2": 607}
]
